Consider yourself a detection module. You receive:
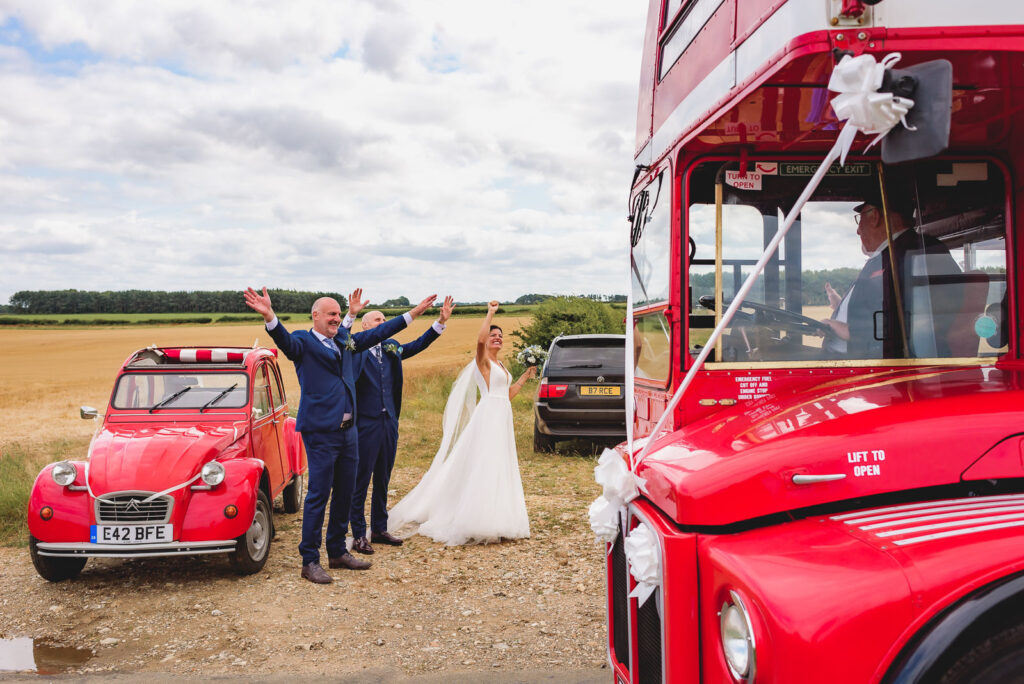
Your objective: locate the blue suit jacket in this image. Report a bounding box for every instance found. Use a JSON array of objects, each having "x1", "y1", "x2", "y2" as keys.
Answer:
[
  {"x1": 267, "y1": 315, "x2": 407, "y2": 433},
  {"x1": 352, "y1": 326, "x2": 441, "y2": 425}
]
